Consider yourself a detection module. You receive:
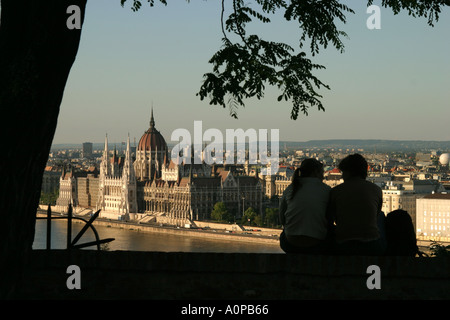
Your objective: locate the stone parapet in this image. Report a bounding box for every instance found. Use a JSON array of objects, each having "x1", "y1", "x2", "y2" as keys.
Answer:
[{"x1": 17, "y1": 250, "x2": 450, "y2": 300}]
